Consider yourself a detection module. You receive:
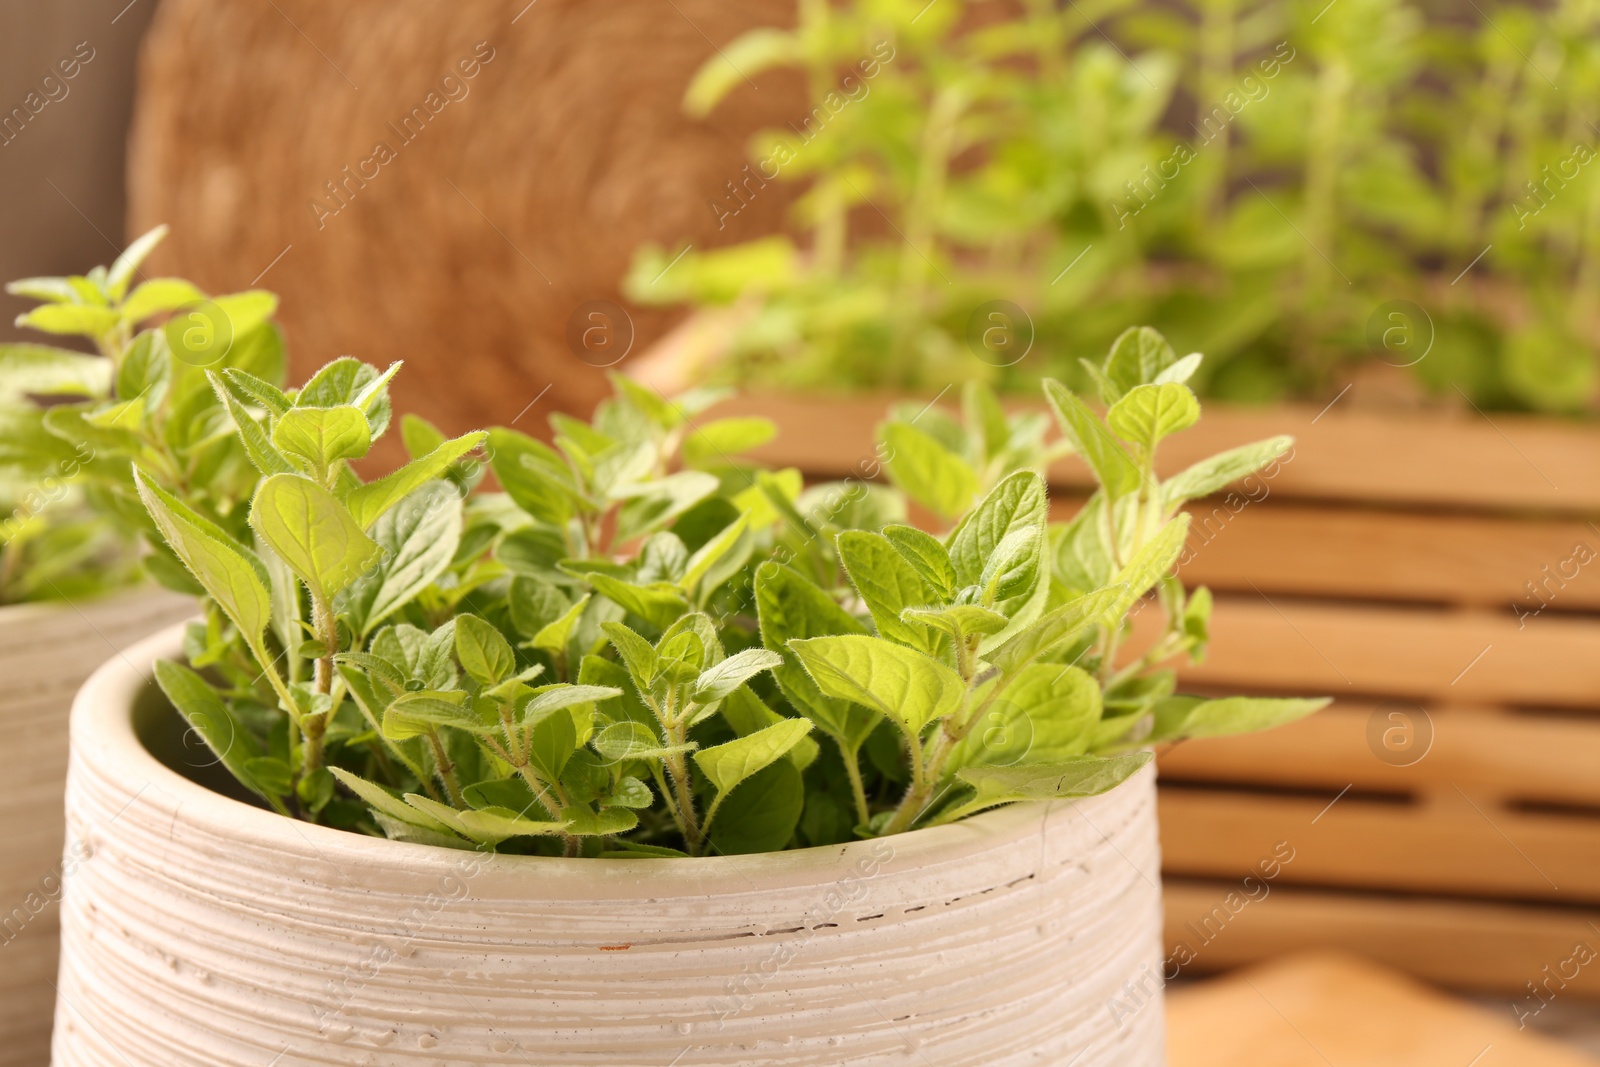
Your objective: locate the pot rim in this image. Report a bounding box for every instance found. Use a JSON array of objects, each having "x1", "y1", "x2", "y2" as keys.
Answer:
[{"x1": 72, "y1": 622, "x2": 1141, "y2": 893}]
